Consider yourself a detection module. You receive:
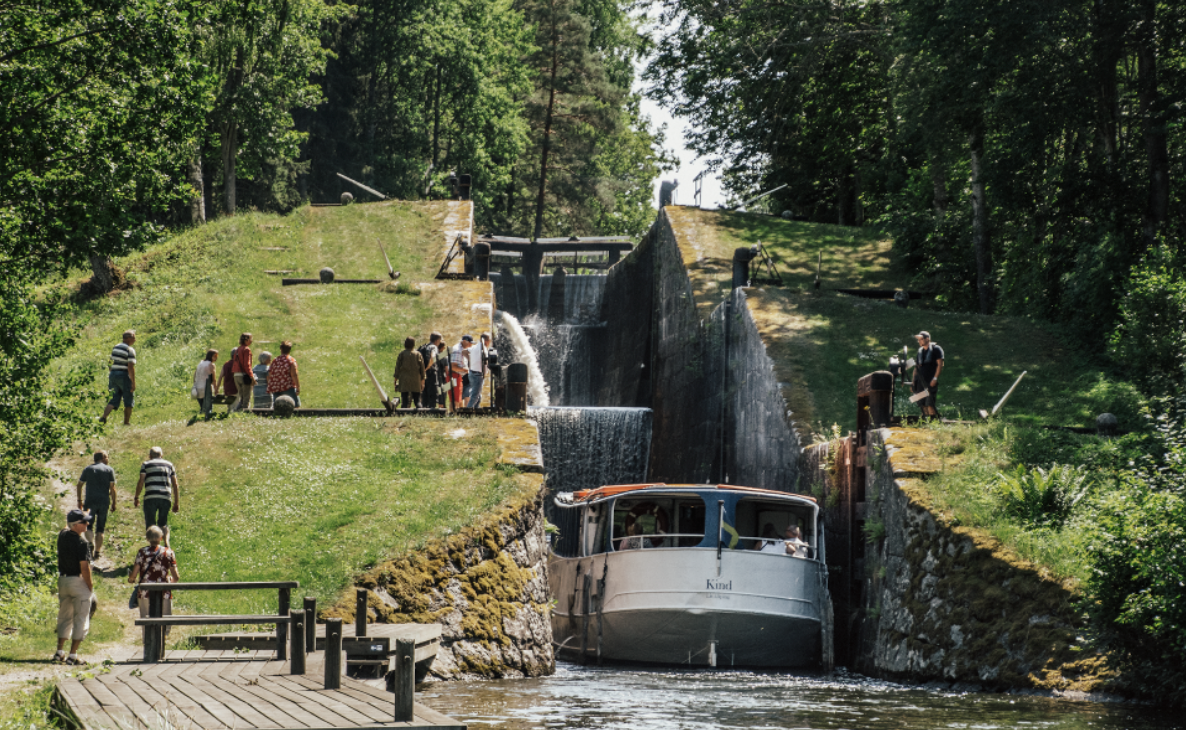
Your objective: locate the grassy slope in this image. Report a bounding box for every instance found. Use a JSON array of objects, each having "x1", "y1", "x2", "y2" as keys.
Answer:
[
  {"x1": 666, "y1": 207, "x2": 1141, "y2": 435},
  {"x1": 1, "y1": 202, "x2": 532, "y2": 688}
]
